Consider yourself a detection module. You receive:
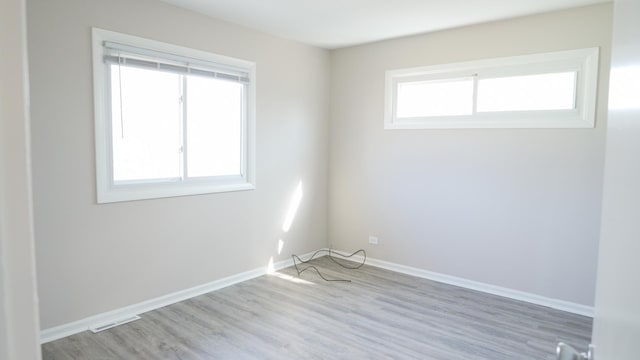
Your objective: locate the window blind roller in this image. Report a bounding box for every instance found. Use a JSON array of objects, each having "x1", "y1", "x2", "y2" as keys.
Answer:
[{"x1": 103, "y1": 41, "x2": 250, "y2": 84}]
